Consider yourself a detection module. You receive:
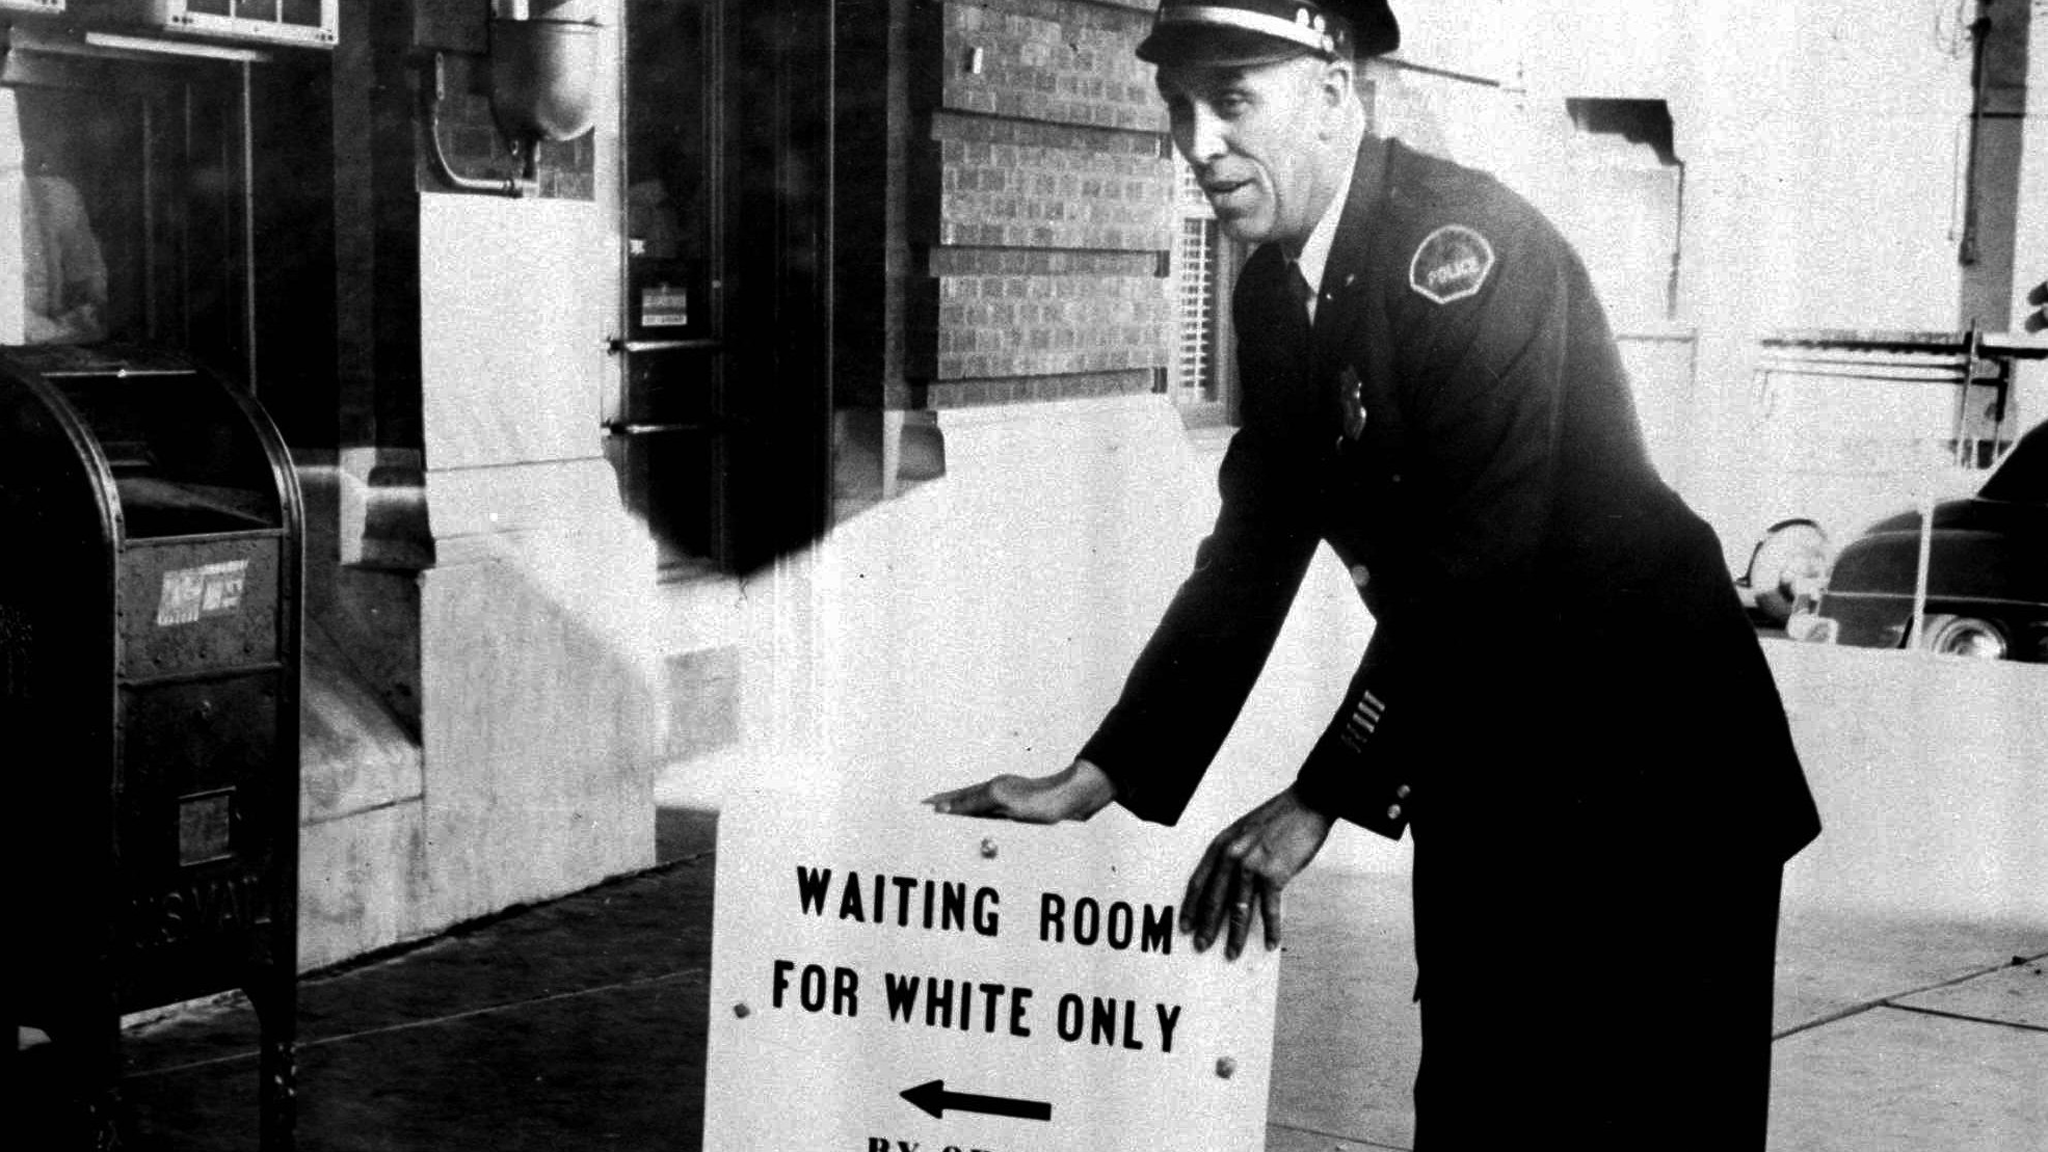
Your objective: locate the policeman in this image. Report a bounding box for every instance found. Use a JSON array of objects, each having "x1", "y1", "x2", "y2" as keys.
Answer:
[{"x1": 930, "y1": 3, "x2": 1820, "y2": 1146}]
